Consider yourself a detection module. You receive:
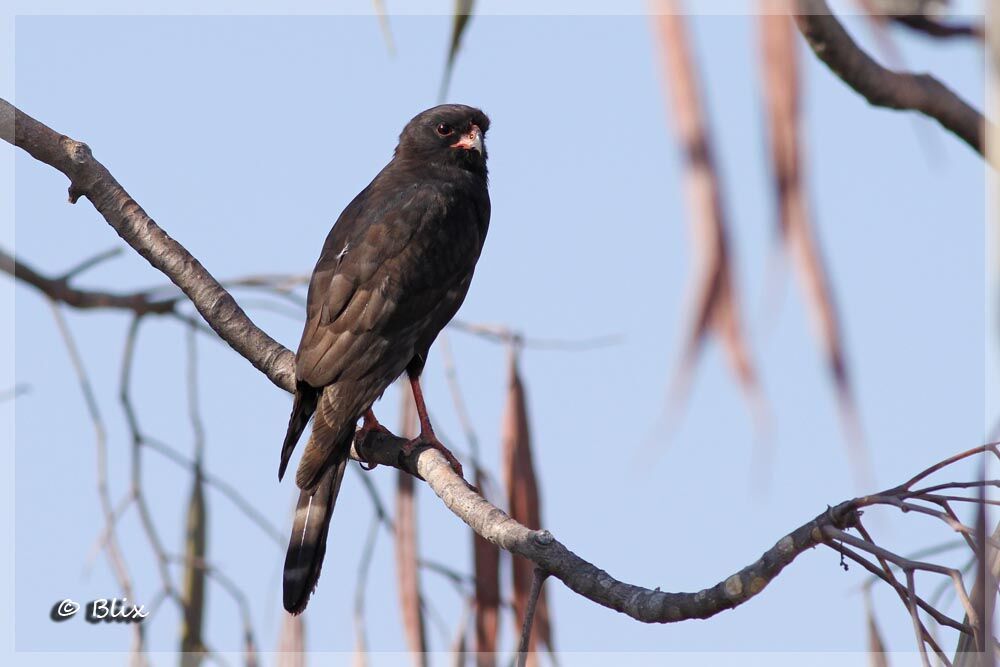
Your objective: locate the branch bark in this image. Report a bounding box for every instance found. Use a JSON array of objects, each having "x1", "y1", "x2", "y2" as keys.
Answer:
[
  {"x1": 351, "y1": 428, "x2": 860, "y2": 623},
  {"x1": 793, "y1": 0, "x2": 985, "y2": 156}
]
